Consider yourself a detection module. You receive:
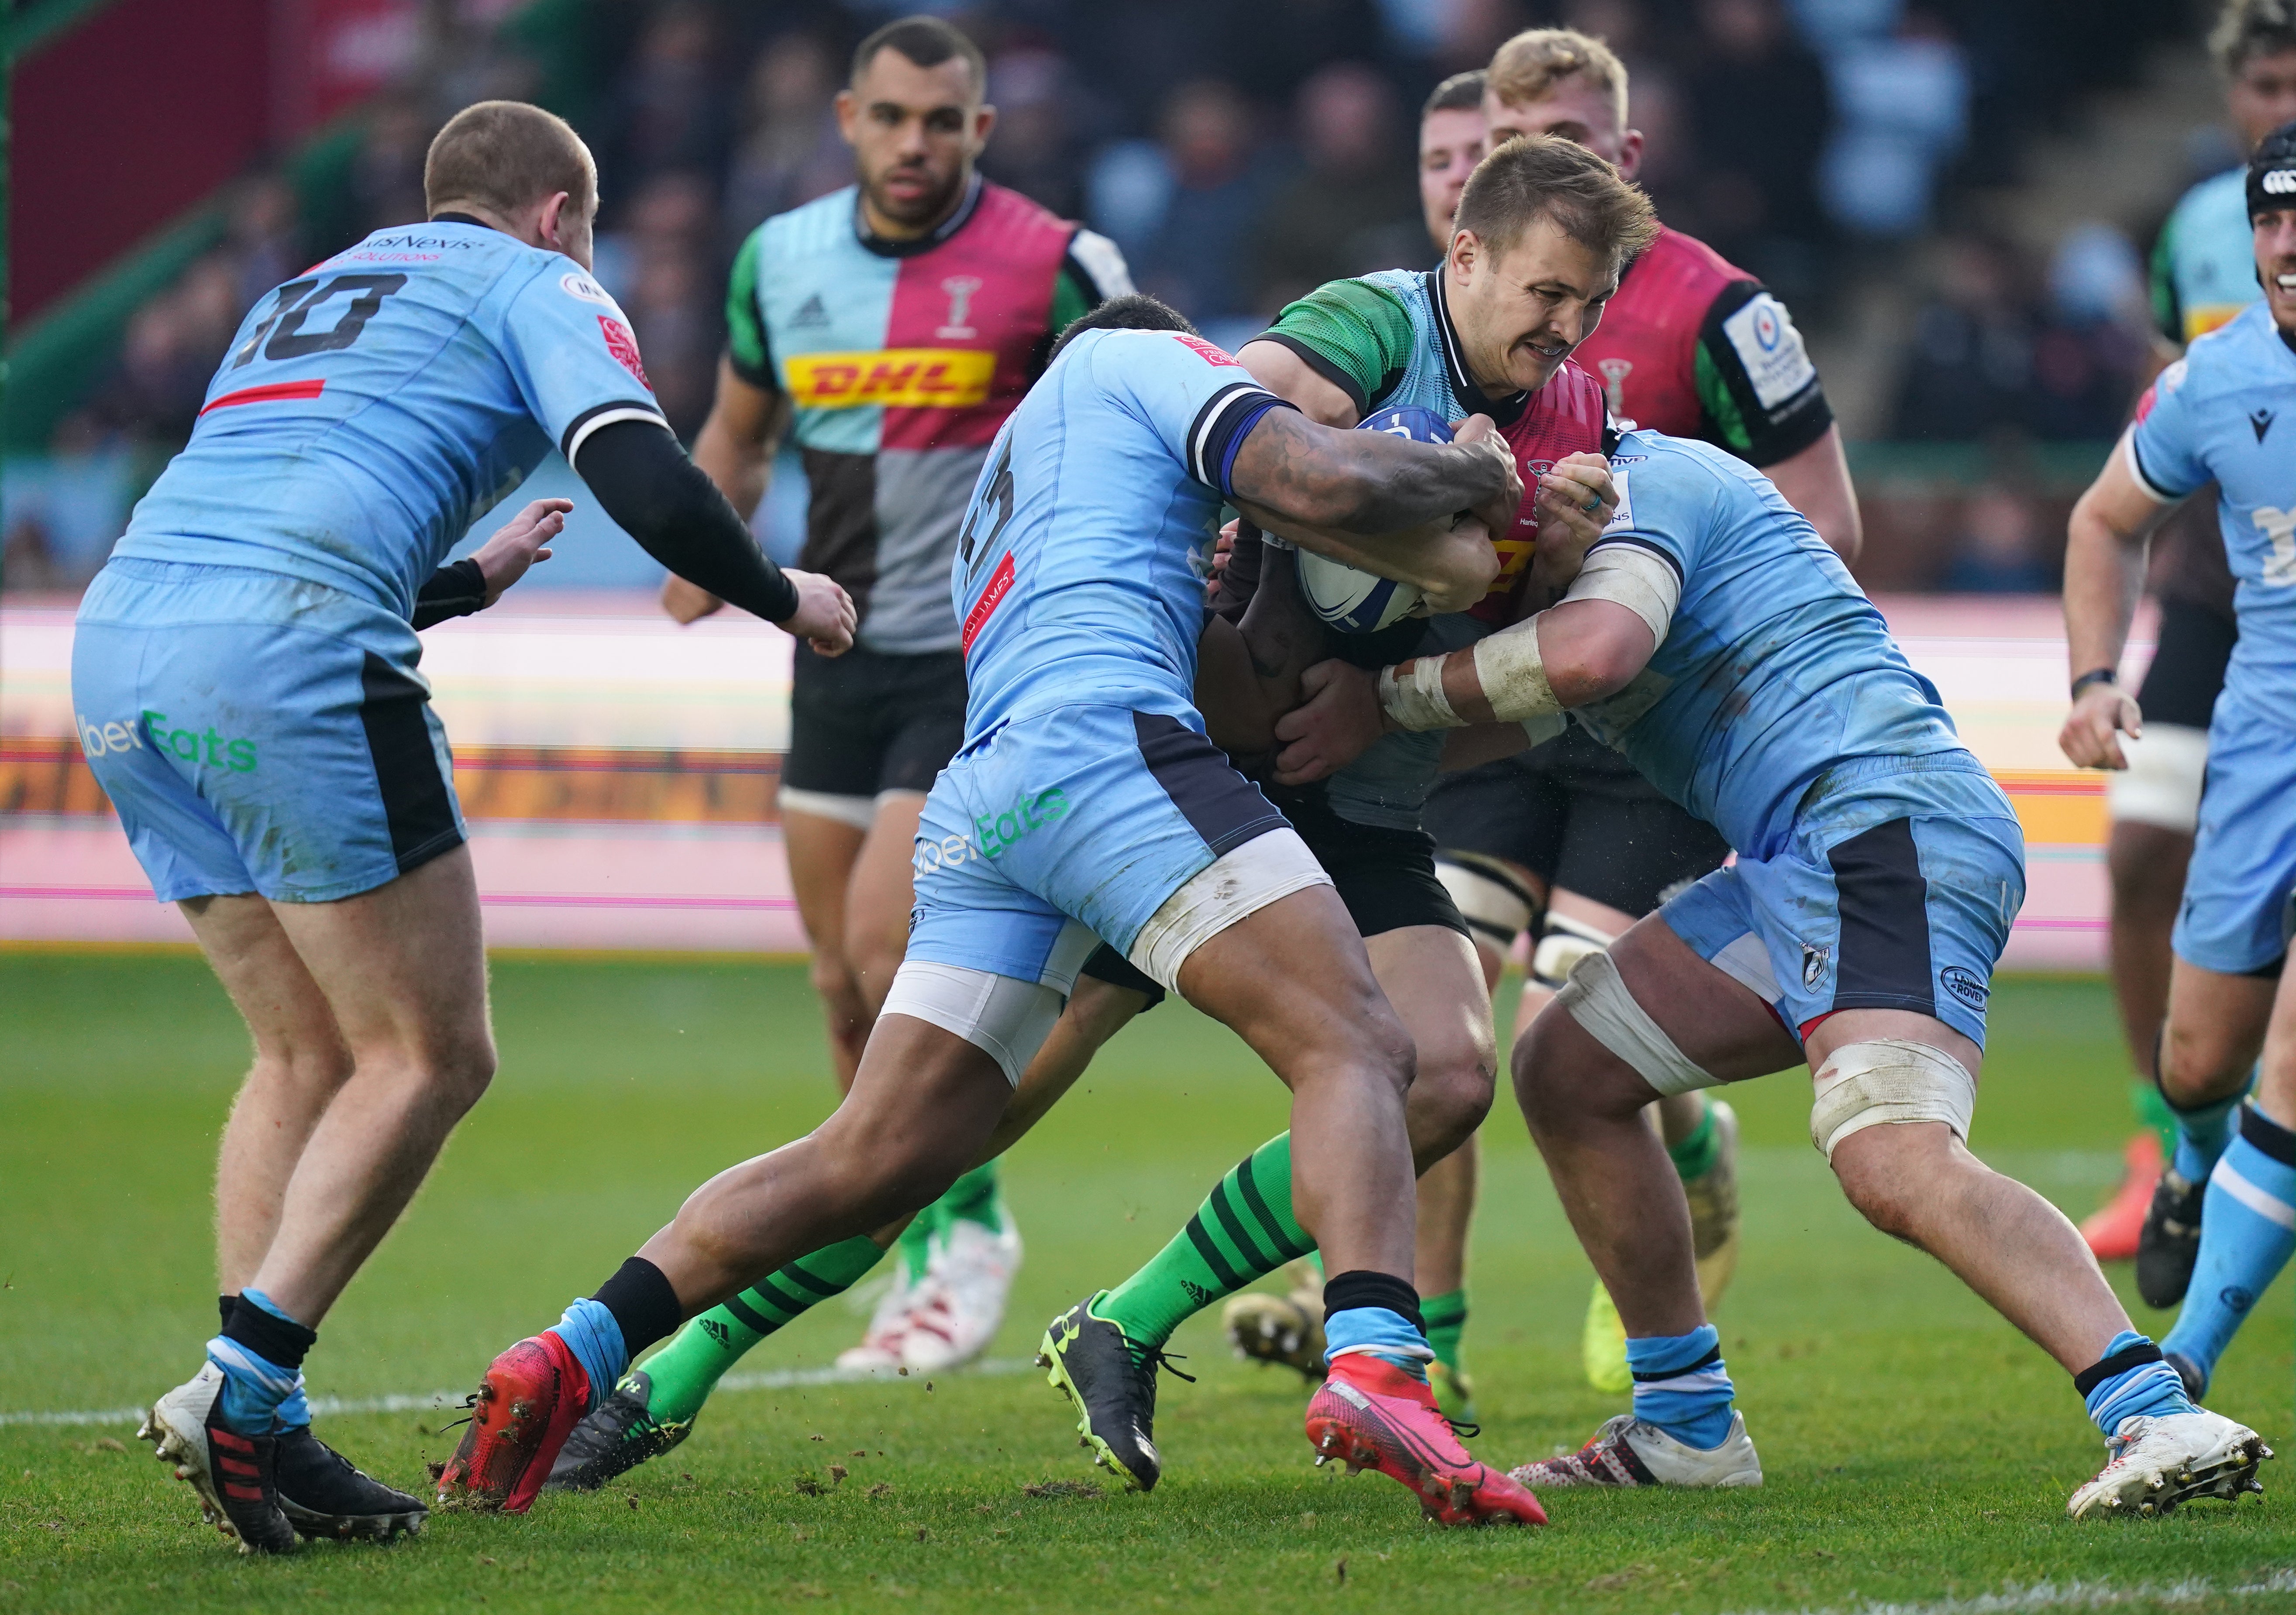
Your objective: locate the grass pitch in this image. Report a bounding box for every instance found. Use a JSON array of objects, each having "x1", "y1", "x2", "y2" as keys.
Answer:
[{"x1": 2, "y1": 953, "x2": 2291, "y2": 1614}]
